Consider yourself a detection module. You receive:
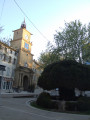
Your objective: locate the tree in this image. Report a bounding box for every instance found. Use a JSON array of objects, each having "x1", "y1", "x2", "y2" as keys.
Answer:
[
  {"x1": 82, "y1": 42, "x2": 90, "y2": 62},
  {"x1": 0, "y1": 37, "x2": 11, "y2": 46},
  {"x1": 38, "y1": 20, "x2": 90, "y2": 70},
  {"x1": 38, "y1": 60, "x2": 90, "y2": 100},
  {"x1": 0, "y1": 26, "x2": 10, "y2": 46},
  {"x1": 38, "y1": 51, "x2": 60, "y2": 69},
  {"x1": 82, "y1": 23, "x2": 90, "y2": 62},
  {"x1": 54, "y1": 20, "x2": 89, "y2": 63}
]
